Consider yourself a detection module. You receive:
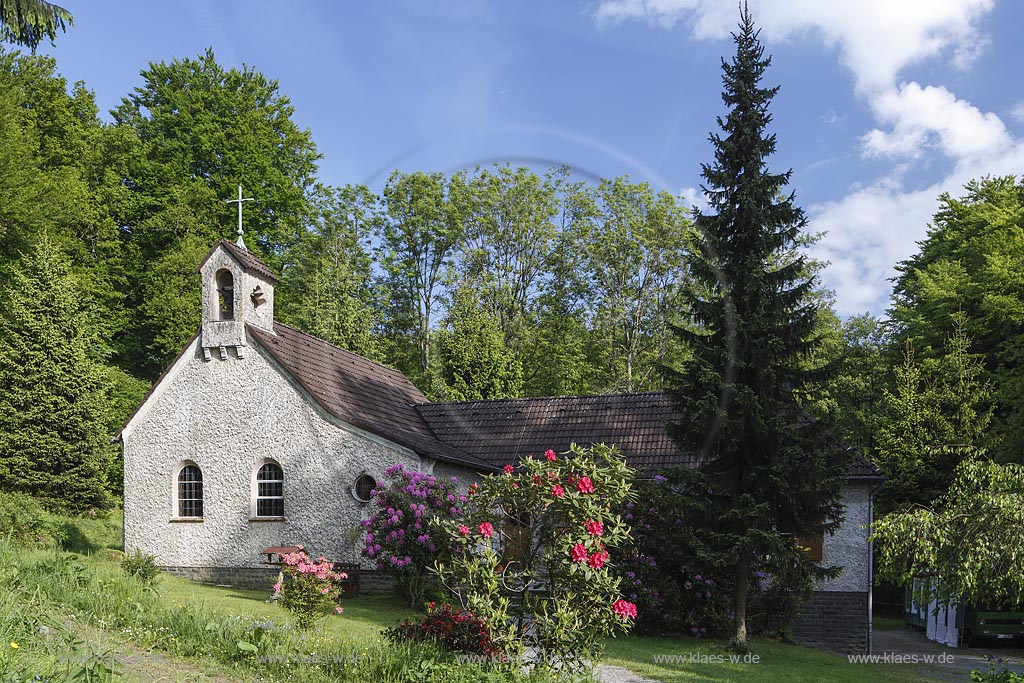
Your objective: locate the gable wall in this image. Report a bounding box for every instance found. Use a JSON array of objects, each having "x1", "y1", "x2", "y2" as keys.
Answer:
[{"x1": 122, "y1": 334, "x2": 474, "y2": 569}]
